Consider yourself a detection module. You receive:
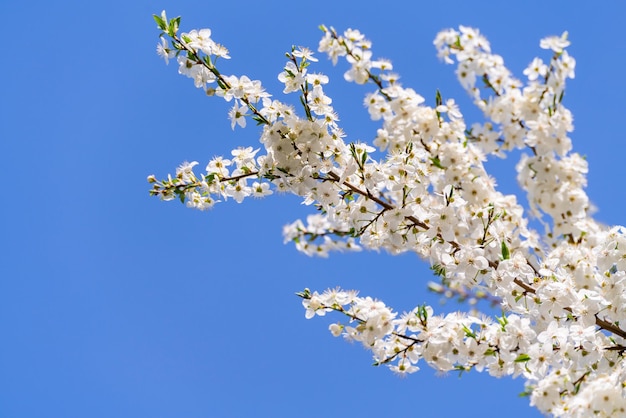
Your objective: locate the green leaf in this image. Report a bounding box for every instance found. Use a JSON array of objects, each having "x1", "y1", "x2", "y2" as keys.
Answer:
[
  {"x1": 417, "y1": 305, "x2": 429, "y2": 322},
  {"x1": 514, "y1": 353, "x2": 531, "y2": 363},
  {"x1": 430, "y1": 156, "x2": 445, "y2": 169},
  {"x1": 455, "y1": 365, "x2": 469, "y2": 377},
  {"x1": 349, "y1": 143, "x2": 357, "y2": 159},
  {"x1": 501, "y1": 241, "x2": 510, "y2": 260},
  {"x1": 462, "y1": 325, "x2": 476, "y2": 339},
  {"x1": 496, "y1": 312, "x2": 508, "y2": 330},
  {"x1": 430, "y1": 264, "x2": 446, "y2": 277},
  {"x1": 168, "y1": 16, "x2": 181, "y2": 37},
  {"x1": 153, "y1": 14, "x2": 166, "y2": 31}
]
